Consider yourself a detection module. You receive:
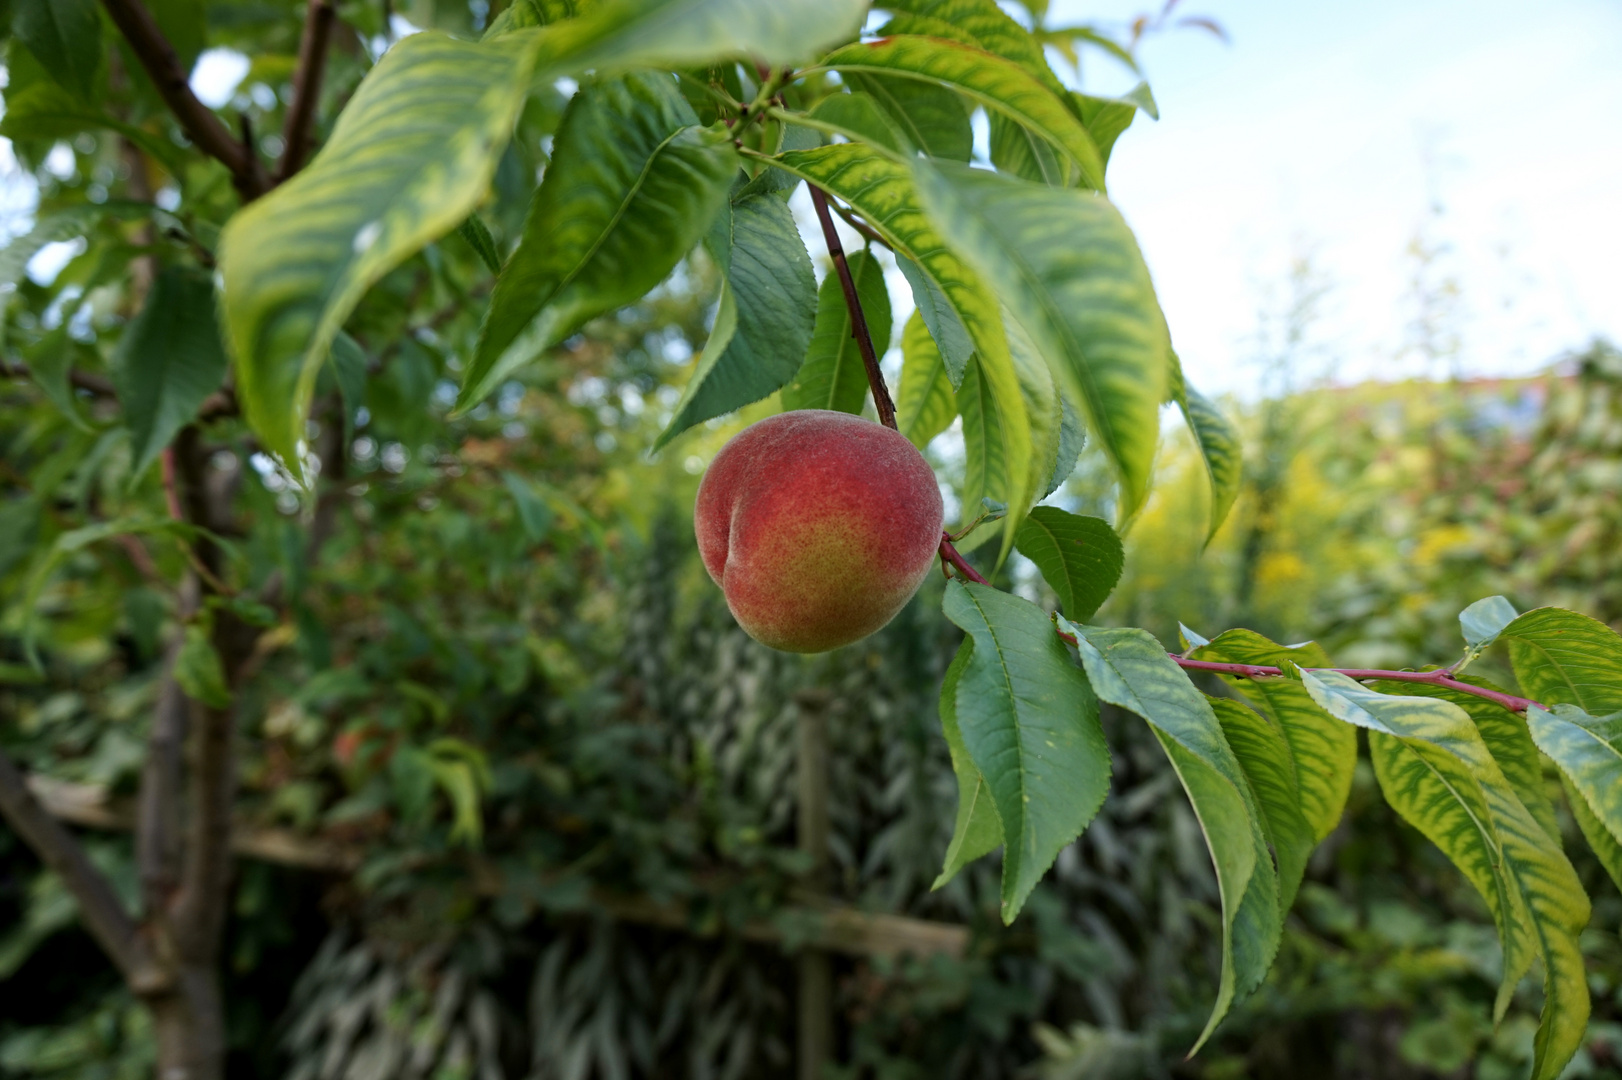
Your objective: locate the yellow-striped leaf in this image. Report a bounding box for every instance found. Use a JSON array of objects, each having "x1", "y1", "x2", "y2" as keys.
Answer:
[
  {"x1": 1207, "y1": 695, "x2": 1313, "y2": 911},
  {"x1": 913, "y1": 160, "x2": 1170, "y2": 519},
  {"x1": 1065, "y1": 619, "x2": 1279, "y2": 1052},
  {"x1": 896, "y1": 310, "x2": 957, "y2": 448},
  {"x1": 1378, "y1": 676, "x2": 1559, "y2": 842},
  {"x1": 1528, "y1": 702, "x2": 1622, "y2": 891},
  {"x1": 220, "y1": 30, "x2": 541, "y2": 475},
  {"x1": 823, "y1": 36, "x2": 1103, "y2": 190},
  {"x1": 1503, "y1": 606, "x2": 1622, "y2": 715},
  {"x1": 1170, "y1": 353, "x2": 1242, "y2": 544},
  {"x1": 1302, "y1": 671, "x2": 1590, "y2": 1079},
  {"x1": 1190, "y1": 631, "x2": 1355, "y2": 843}
]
